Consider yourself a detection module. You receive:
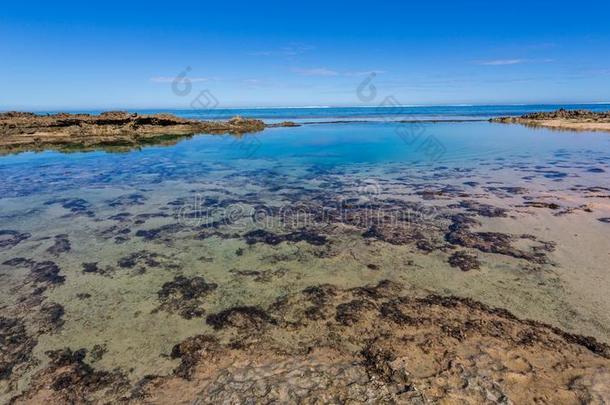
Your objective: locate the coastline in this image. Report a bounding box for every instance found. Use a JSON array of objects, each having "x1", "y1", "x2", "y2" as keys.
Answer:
[
  {"x1": 492, "y1": 109, "x2": 610, "y2": 133},
  {"x1": 0, "y1": 112, "x2": 268, "y2": 155},
  {"x1": 2, "y1": 108, "x2": 610, "y2": 155}
]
